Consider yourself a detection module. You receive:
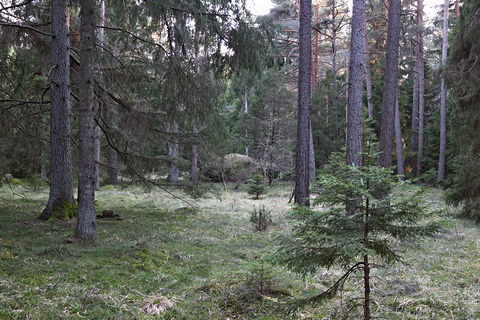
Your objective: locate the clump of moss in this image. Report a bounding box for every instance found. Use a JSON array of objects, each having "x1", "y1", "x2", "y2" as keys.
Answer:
[{"x1": 49, "y1": 200, "x2": 77, "y2": 221}]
